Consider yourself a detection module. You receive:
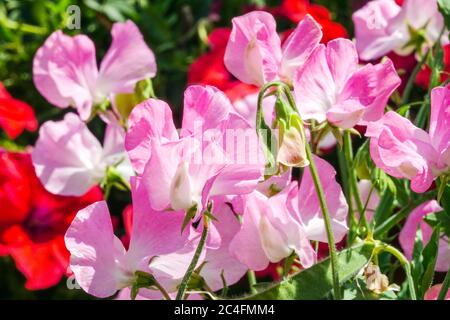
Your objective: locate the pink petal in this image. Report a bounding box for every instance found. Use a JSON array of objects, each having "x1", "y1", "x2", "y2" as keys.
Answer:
[
  {"x1": 352, "y1": 0, "x2": 405, "y2": 61},
  {"x1": 429, "y1": 86, "x2": 450, "y2": 168},
  {"x1": 32, "y1": 113, "x2": 103, "y2": 196},
  {"x1": 33, "y1": 31, "x2": 98, "y2": 120},
  {"x1": 294, "y1": 44, "x2": 335, "y2": 123},
  {"x1": 224, "y1": 11, "x2": 282, "y2": 86},
  {"x1": 293, "y1": 155, "x2": 348, "y2": 243},
  {"x1": 399, "y1": 200, "x2": 448, "y2": 271},
  {"x1": 97, "y1": 21, "x2": 156, "y2": 95},
  {"x1": 424, "y1": 284, "x2": 450, "y2": 300},
  {"x1": 342, "y1": 59, "x2": 400, "y2": 124},
  {"x1": 280, "y1": 14, "x2": 322, "y2": 82},
  {"x1": 229, "y1": 192, "x2": 270, "y2": 271},
  {"x1": 200, "y1": 200, "x2": 248, "y2": 291},
  {"x1": 366, "y1": 112, "x2": 436, "y2": 193},
  {"x1": 141, "y1": 140, "x2": 183, "y2": 211},
  {"x1": 65, "y1": 201, "x2": 127, "y2": 298},
  {"x1": 326, "y1": 100, "x2": 366, "y2": 129},
  {"x1": 181, "y1": 85, "x2": 233, "y2": 137},
  {"x1": 325, "y1": 39, "x2": 358, "y2": 93},
  {"x1": 125, "y1": 98, "x2": 178, "y2": 174}
]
